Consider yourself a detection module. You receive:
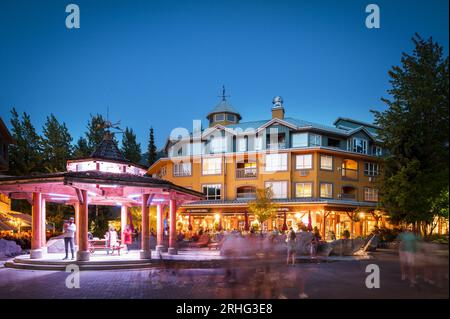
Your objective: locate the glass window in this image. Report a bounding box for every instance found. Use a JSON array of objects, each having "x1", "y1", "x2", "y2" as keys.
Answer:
[
  {"x1": 292, "y1": 133, "x2": 308, "y2": 148},
  {"x1": 320, "y1": 155, "x2": 333, "y2": 170},
  {"x1": 237, "y1": 136, "x2": 248, "y2": 152},
  {"x1": 372, "y1": 145, "x2": 382, "y2": 156},
  {"x1": 203, "y1": 184, "x2": 221, "y2": 200},
  {"x1": 320, "y1": 183, "x2": 333, "y2": 198},
  {"x1": 226, "y1": 114, "x2": 236, "y2": 122},
  {"x1": 202, "y1": 157, "x2": 222, "y2": 175},
  {"x1": 173, "y1": 162, "x2": 192, "y2": 176},
  {"x1": 265, "y1": 181, "x2": 288, "y2": 199},
  {"x1": 352, "y1": 137, "x2": 368, "y2": 154},
  {"x1": 265, "y1": 153, "x2": 288, "y2": 171},
  {"x1": 254, "y1": 135, "x2": 263, "y2": 151},
  {"x1": 364, "y1": 162, "x2": 379, "y2": 176},
  {"x1": 214, "y1": 114, "x2": 225, "y2": 121},
  {"x1": 210, "y1": 135, "x2": 226, "y2": 153},
  {"x1": 309, "y1": 133, "x2": 322, "y2": 147},
  {"x1": 295, "y1": 183, "x2": 312, "y2": 198},
  {"x1": 327, "y1": 138, "x2": 340, "y2": 148},
  {"x1": 364, "y1": 188, "x2": 379, "y2": 202},
  {"x1": 296, "y1": 154, "x2": 312, "y2": 170}
]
